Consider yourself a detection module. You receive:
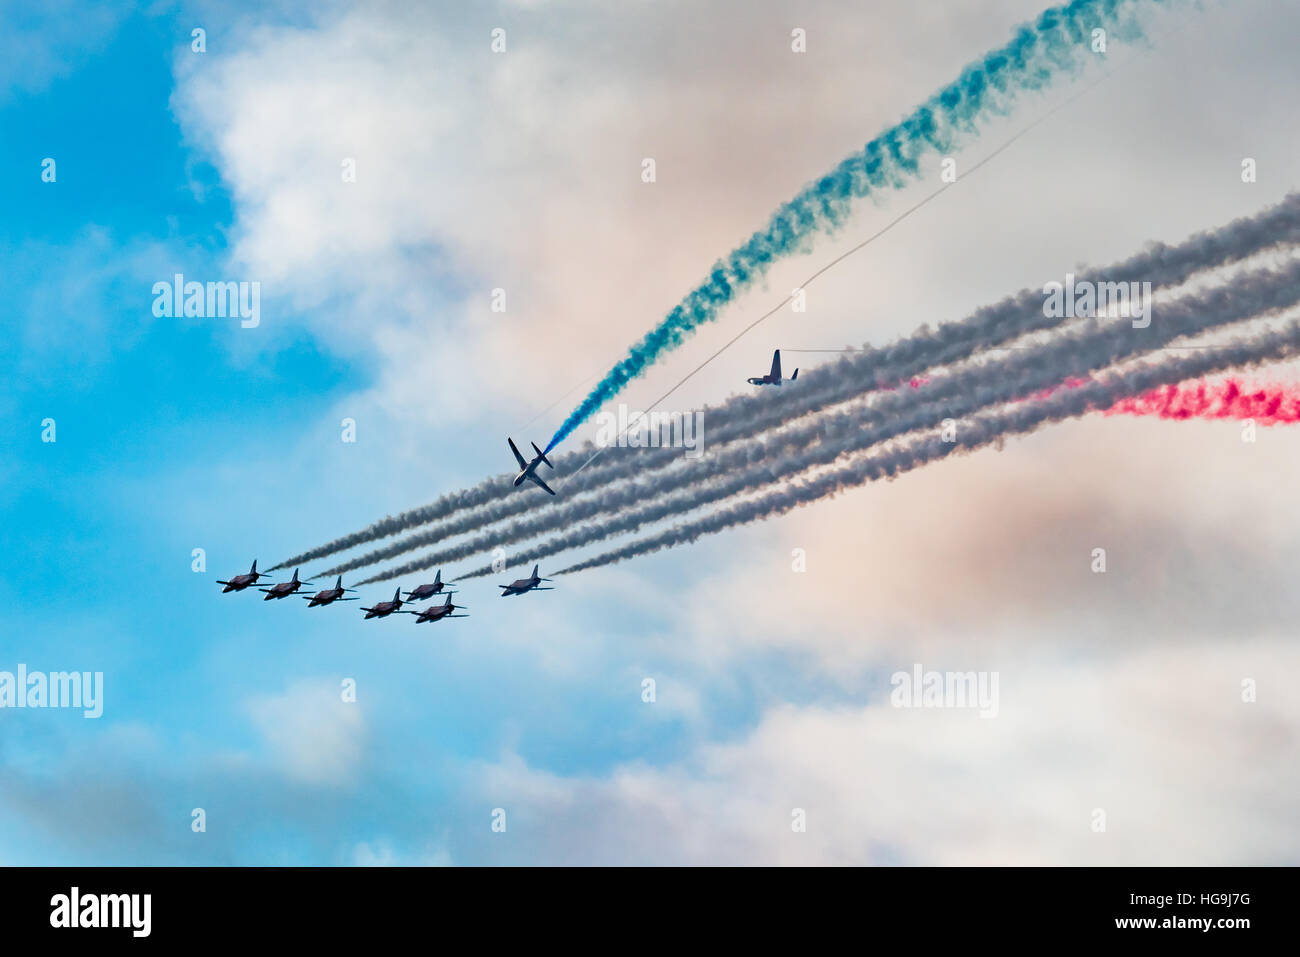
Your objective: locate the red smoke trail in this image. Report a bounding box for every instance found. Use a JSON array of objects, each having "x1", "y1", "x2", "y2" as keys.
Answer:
[{"x1": 1105, "y1": 379, "x2": 1300, "y2": 424}]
